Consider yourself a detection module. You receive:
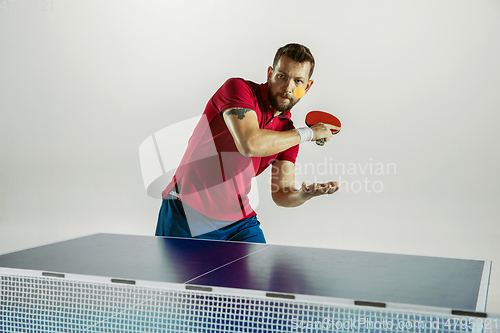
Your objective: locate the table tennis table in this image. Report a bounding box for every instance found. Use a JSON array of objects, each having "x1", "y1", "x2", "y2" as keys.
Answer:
[{"x1": 0, "y1": 233, "x2": 498, "y2": 332}]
